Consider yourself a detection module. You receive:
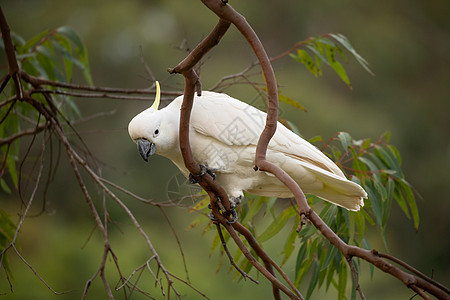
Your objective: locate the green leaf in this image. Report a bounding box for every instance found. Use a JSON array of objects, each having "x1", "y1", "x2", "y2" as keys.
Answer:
[
  {"x1": 52, "y1": 37, "x2": 73, "y2": 82},
  {"x1": 282, "y1": 217, "x2": 300, "y2": 265},
  {"x1": 383, "y1": 131, "x2": 392, "y2": 143},
  {"x1": 330, "y1": 33, "x2": 374, "y2": 76},
  {"x1": 337, "y1": 131, "x2": 352, "y2": 150},
  {"x1": 325, "y1": 259, "x2": 337, "y2": 291},
  {"x1": 295, "y1": 241, "x2": 308, "y2": 273},
  {"x1": 353, "y1": 210, "x2": 366, "y2": 244},
  {"x1": 258, "y1": 207, "x2": 295, "y2": 243},
  {"x1": 399, "y1": 179, "x2": 420, "y2": 230},
  {"x1": 347, "y1": 210, "x2": 356, "y2": 244},
  {"x1": 325, "y1": 44, "x2": 352, "y2": 89},
  {"x1": 278, "y1": 93, "x2": 307, "y2": 112},
  {"x1": 294, "y1": 49, "x2": 317, "y2": 77},
  {"x1": 0, "y1": 209, "x2": 17, "y2": 278},
  {"x1": 320, "y1": 244, "x2": 339, "y2": 271},
  {"x1": 56, "y1": 26, "x2": 93, "y2": 85},
  {"x1": 381, "y1": 178, "x2": 395, "y2": 228},
  {"x1": 358, "y1": 156, "x2": 381, "y2": 182},
  {"x1": 362, "y1": 238, "x2": 374, "y2": 278},
  {"x1": 240, "y1": 197, "x2": 264, "y2": 225},
  {"x1": 6, "y1": 156, "x2": 18, "y2": 190},
  {"x1": 35, "y1": 48, "x2": 56, "y2": 80},
  {"x1": 363, "y1": 180, "x2": 382, "y2": 227},
  {"x1": 362, "y1": 138, "x2": 371, "y2": 149},
  {"x1": 56, "y1": 26, "x2": 85, "y2": 54},
  {"x1": 375, "y1": 145, "x2": 402, "y2": 175},
  {"x1": 265, "y1": 197, "x2": 277, "y2": 213},
  {"x1": 0, "y1": 179, "x2": 12, "y2": 194},
  {"x1": 338, "y1": 260, "x2": 347, "y2": 300},
  {"x1": 20, "y1": 29, "x2": 50, "y2": 53},
  {"x1": 306, "y1": 260, "x2": 320, "y2": 300},
  {"x1": 393, "y1": 185, "x2": 411, "y2": 219},
  {"x1": 308, "y1": 135, "x2": 323, "y2": 143}
]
